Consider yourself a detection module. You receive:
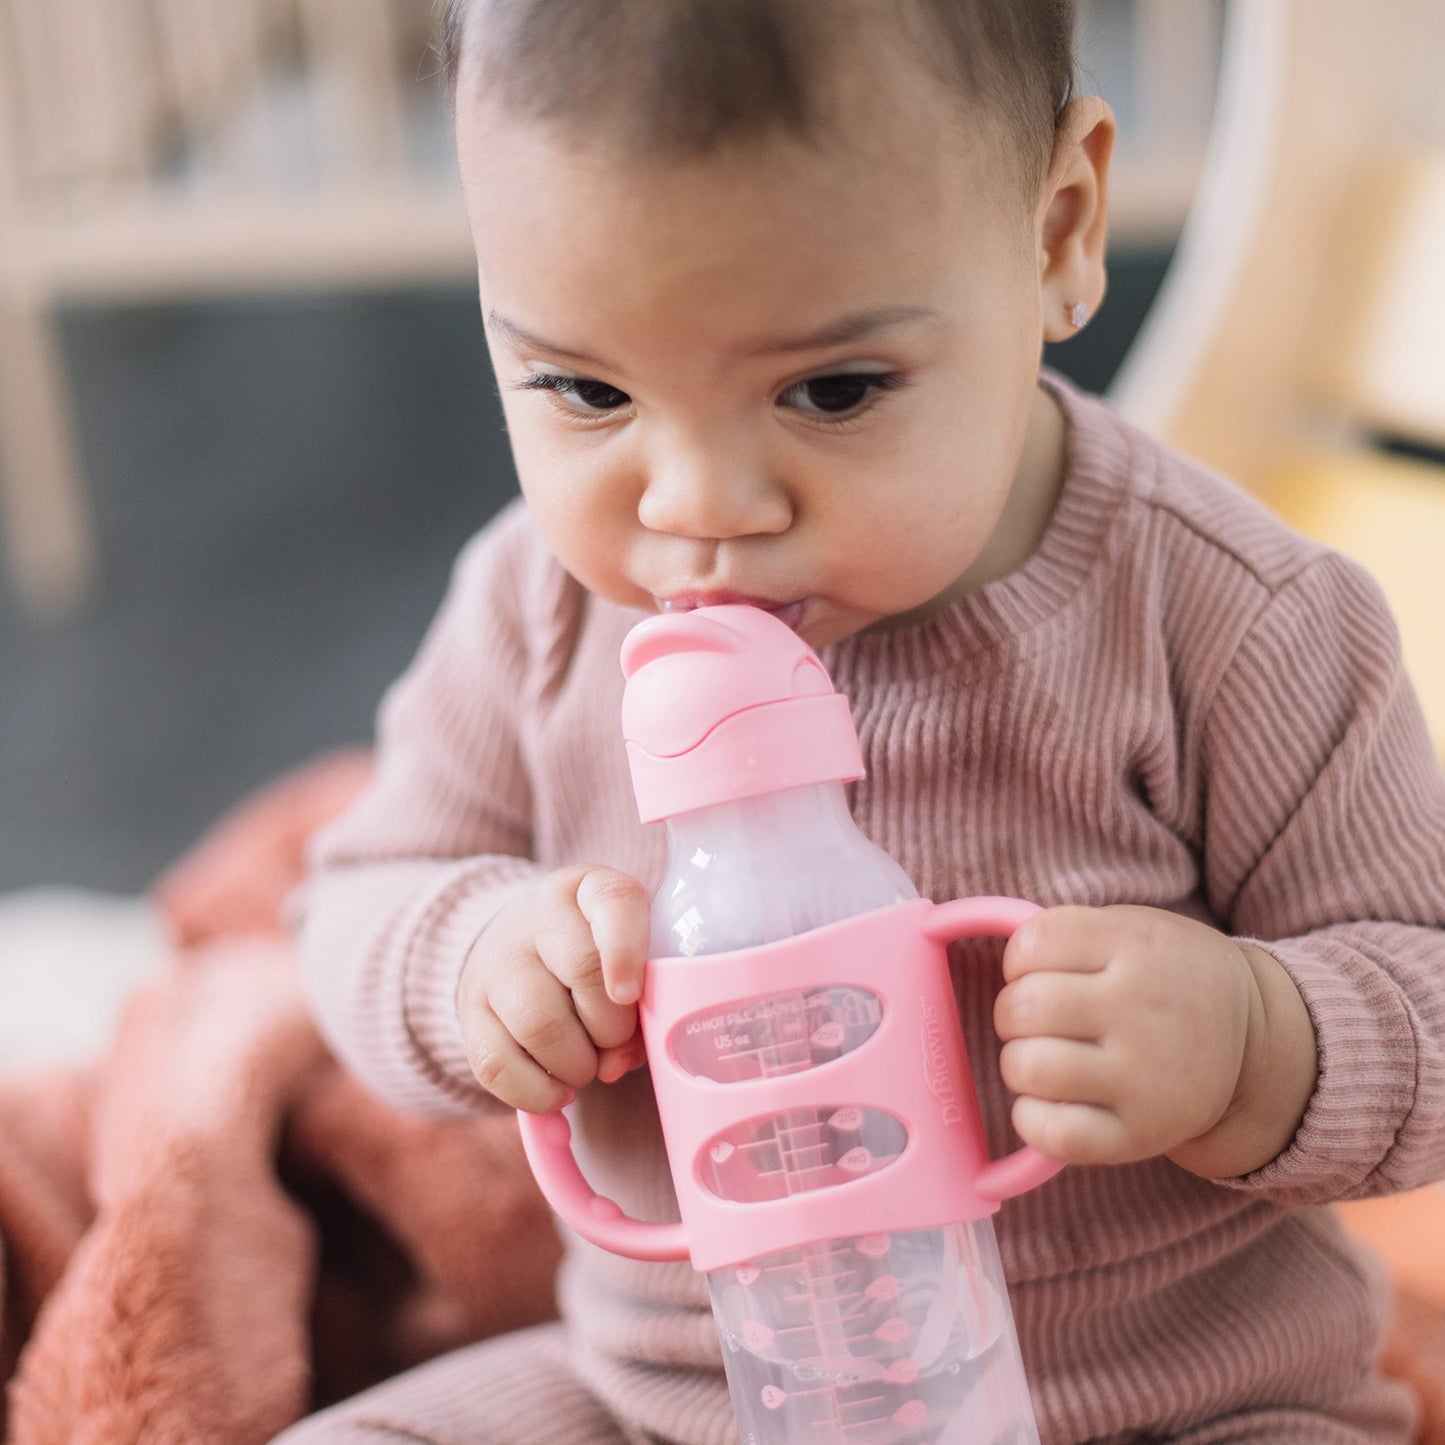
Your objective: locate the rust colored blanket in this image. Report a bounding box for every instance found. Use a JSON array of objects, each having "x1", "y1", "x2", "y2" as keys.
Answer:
[{"x1": 0, "y1": 753, "x2": 561, "y2": 1444}]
